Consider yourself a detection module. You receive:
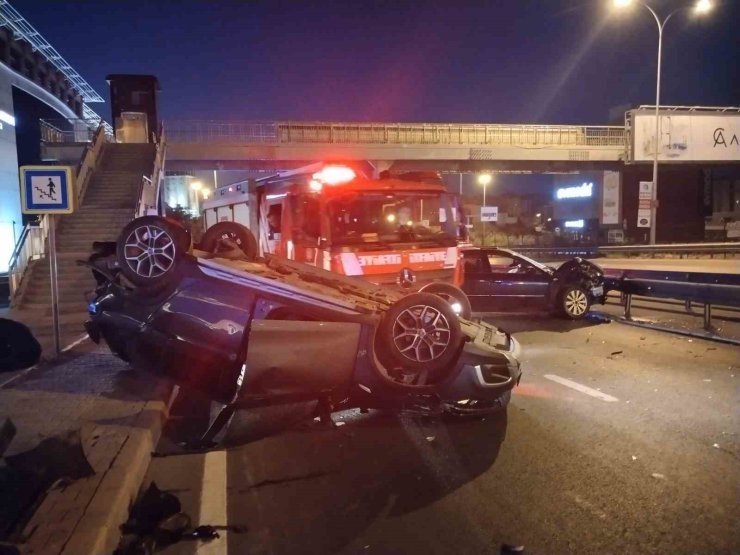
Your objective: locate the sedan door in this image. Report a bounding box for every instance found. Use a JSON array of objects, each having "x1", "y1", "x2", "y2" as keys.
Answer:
[{"x1": 480, "y1": 251, "x2": 551, "y2": 311}]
